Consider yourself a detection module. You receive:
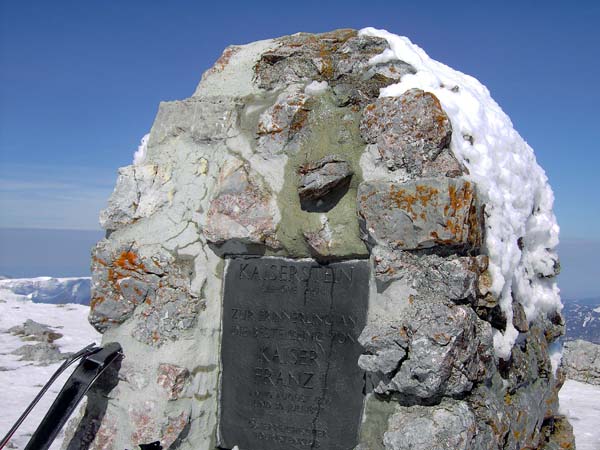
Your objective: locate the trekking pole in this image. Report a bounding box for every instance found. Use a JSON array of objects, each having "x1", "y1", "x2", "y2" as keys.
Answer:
[
  {"x1": 0, "y1": 343, "x2": 100, "y2": 449},
  {"x1": 0, "y1": 343, "x2": 123, "y2": 450}
]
